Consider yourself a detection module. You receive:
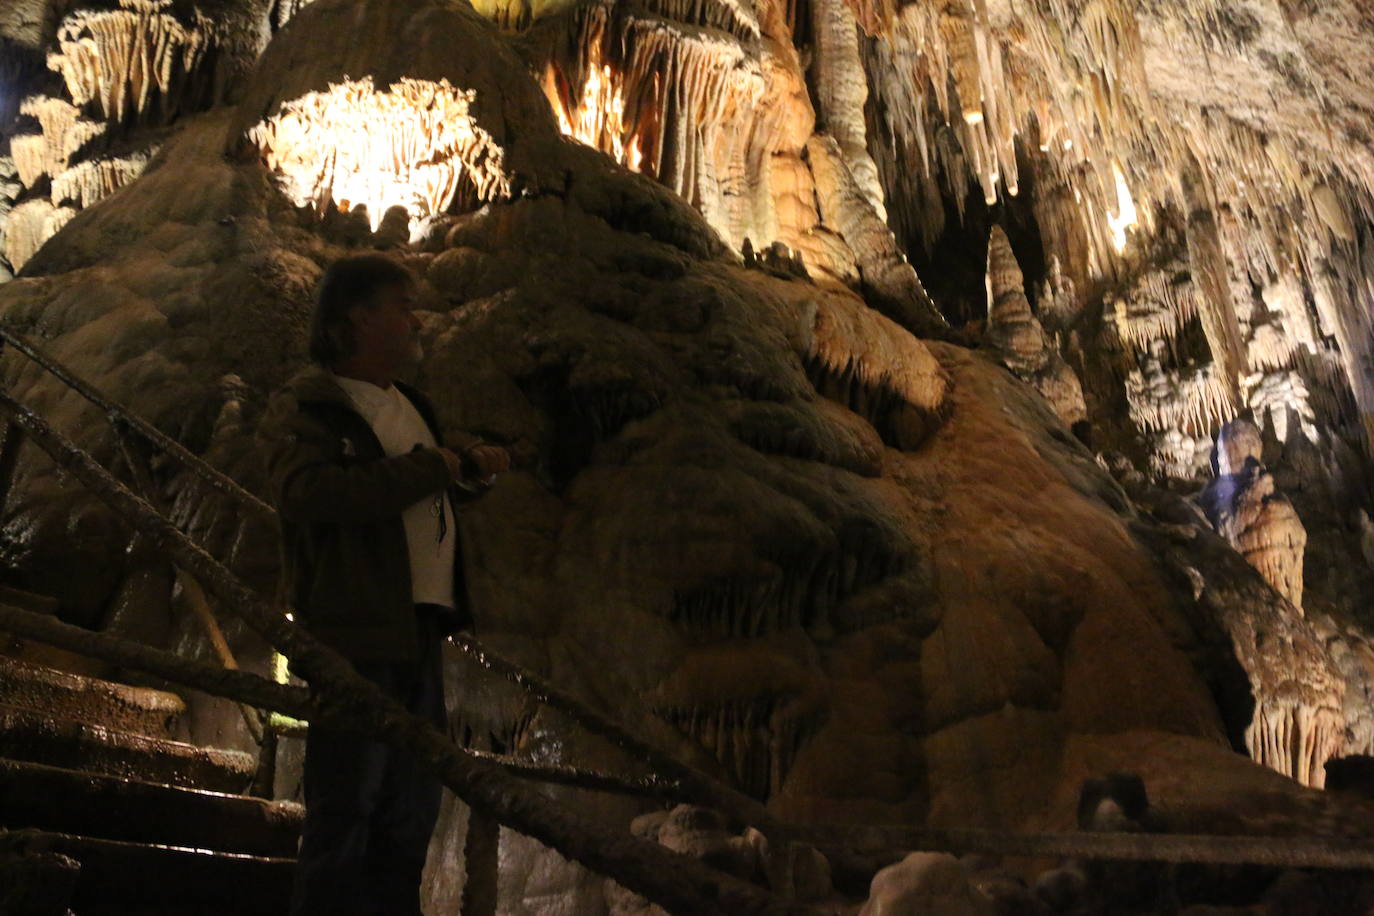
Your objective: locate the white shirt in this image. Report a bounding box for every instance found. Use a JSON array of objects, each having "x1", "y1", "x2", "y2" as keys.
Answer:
[{"x1": 332, "y1": 373, "x2": 456, "y2": 609}]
